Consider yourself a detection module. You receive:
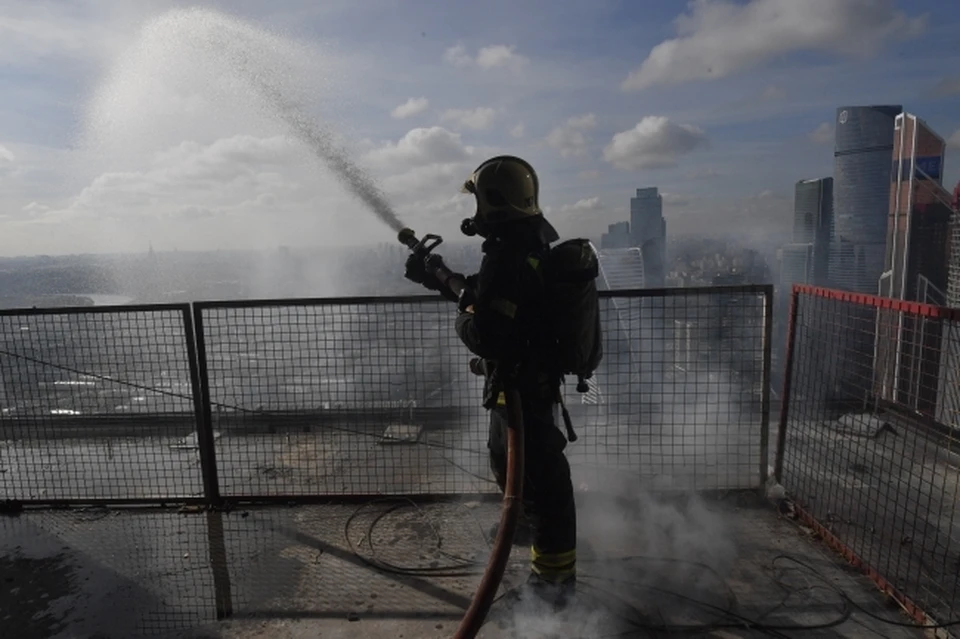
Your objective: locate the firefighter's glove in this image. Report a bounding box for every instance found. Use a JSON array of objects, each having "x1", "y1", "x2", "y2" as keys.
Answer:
[
  {"x1": 404, "y1": 254, "x2": 442, "y2": 292},
  {"x1": 458, "y1": 286, "x2": 478, "y2": 314}
]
